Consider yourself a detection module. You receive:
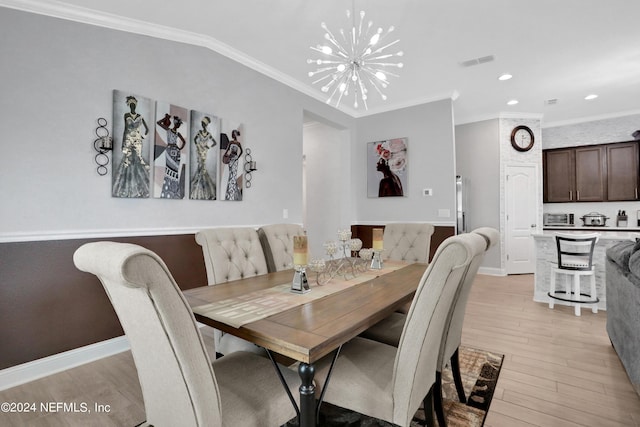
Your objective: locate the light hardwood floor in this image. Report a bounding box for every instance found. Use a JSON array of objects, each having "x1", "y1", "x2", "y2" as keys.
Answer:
[{"x1": 1, "y1": 273, "x2": 638, "y2": 426}]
